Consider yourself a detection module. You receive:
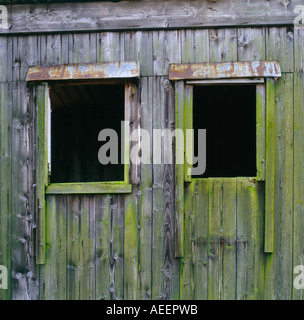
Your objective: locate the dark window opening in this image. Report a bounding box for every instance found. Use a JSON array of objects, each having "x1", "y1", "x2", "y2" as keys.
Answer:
[
  {"x1": 193, "y1": 85, "x2": 256, "y2": 178},
  {"x1": 50, "y1": 83, "x2": 124, "y2": 183}
]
